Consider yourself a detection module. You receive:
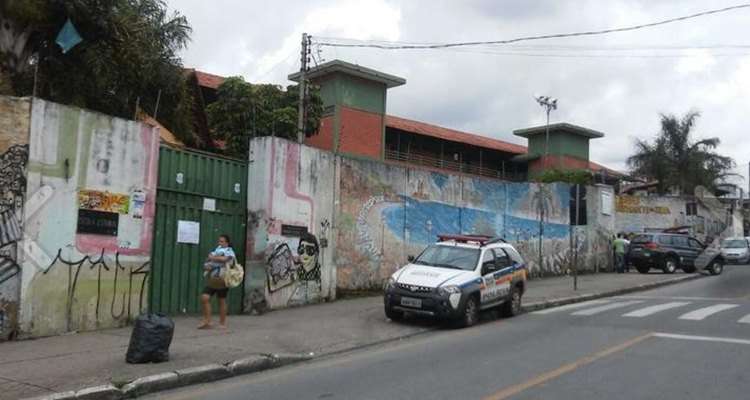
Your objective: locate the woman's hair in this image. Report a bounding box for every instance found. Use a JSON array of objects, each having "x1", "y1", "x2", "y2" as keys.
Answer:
[{"x1": 219, "y1": 234, "x2": 232, "y2": 246}]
